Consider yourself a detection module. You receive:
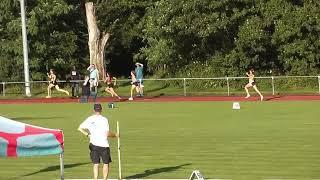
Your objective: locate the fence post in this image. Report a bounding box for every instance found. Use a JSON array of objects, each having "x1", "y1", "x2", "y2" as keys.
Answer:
[
  {"x1": 2, "y1": 82, "x2": 5, "y2": 96},
  {"x1": 318, "y1": 76, "x2": 320, "y2": 94},
  {"x1": 271, "y1": 76, "x2": 275, "y2": 96},
  {"x1": 226, "y1": 77, "x2": 230, "y2": 96},
  {"x1": 183, "y1": 78, "x2": 187, "y2": 96}
]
